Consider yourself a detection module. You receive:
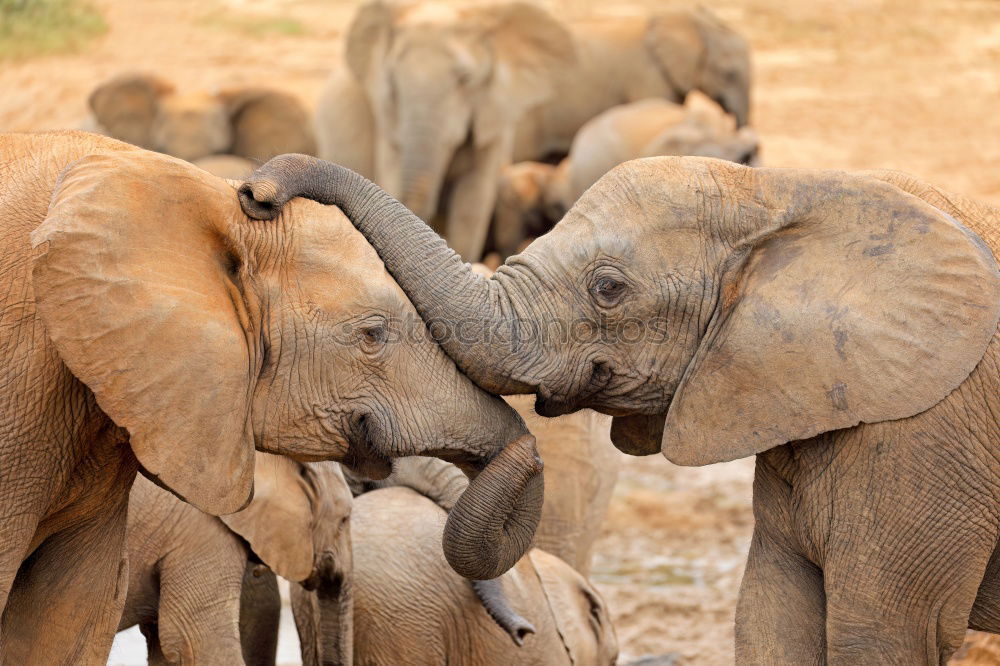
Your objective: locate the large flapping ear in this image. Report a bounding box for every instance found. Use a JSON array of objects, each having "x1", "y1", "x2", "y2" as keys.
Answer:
[
  {"x1": 345, "y1": 1, "x2": 400, "y2": 83},
  {"x1": 471, "y1": 2, "x2": 576, "y2": 147},
  {"x1": 663, "y1": 166, "x2": 1000, "y2": 465},
  {"x1": 218, "y1": 87, "x2": 317, "y2": 161},
  {"x1": 31, "y1": 148, "x2": 255, "y2": 514},
  {"x1": 87, "y1": 73, "x2": 174, "y2": 149},
  {"x1": 221, "y1": 453, "x2": 316, "y2": 582}
]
